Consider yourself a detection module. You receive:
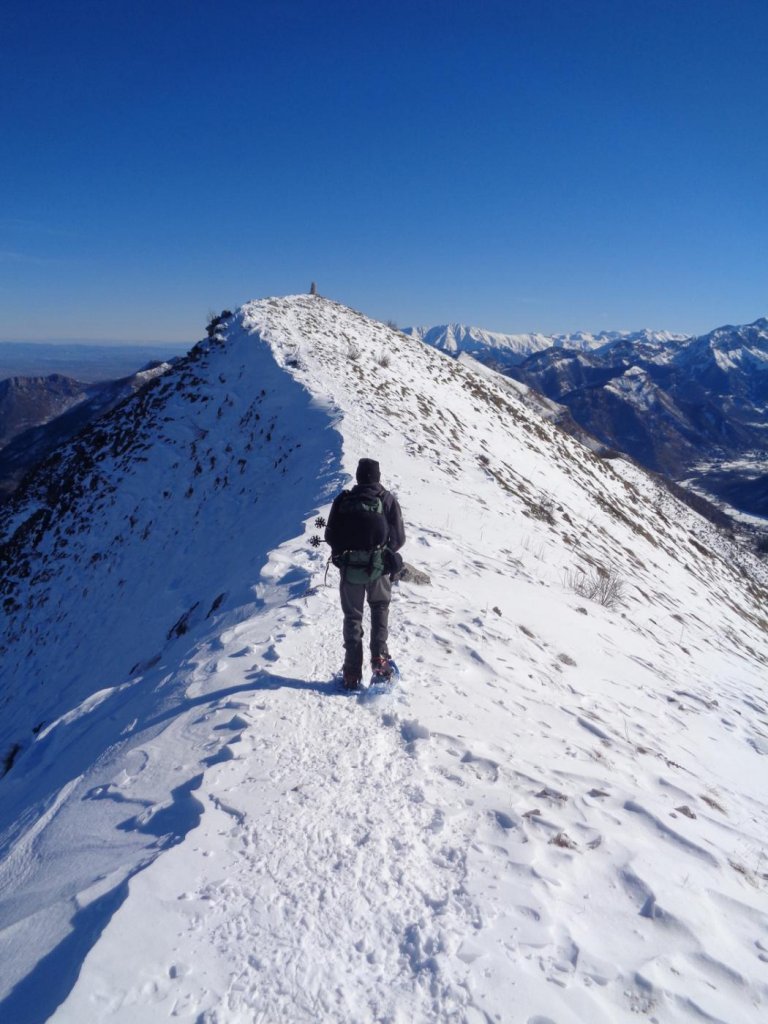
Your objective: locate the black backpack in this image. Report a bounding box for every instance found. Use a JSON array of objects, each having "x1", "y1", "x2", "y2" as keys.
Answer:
[{"x1": 331, "y1": 491, "x2": 389, "y2": 582}]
